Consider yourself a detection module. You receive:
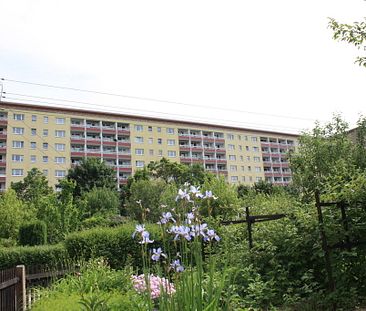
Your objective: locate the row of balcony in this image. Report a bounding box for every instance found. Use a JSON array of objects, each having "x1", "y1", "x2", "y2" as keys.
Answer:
[{"x1": 71, "y1": 124, "x2": 130, "y2": 134}]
